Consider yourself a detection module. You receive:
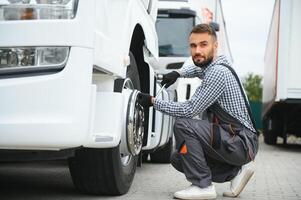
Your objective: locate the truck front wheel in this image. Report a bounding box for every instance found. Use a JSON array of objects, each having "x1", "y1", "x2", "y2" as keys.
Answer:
[
  {"x1": 68, "y1": 147, "x2": 137, "y2": 195},
  {"x1": 68, "y1": 51, "x2": 142, "y2": 195}
]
